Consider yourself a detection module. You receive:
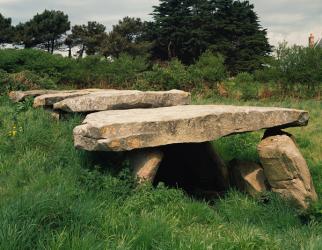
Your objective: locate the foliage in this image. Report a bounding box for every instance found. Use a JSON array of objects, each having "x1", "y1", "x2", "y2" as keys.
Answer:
[
  {"x1": 100, "y1": 17, "x2": 151, "y2": 58},
  {"x1": 0, "y1": 13, "x2": 13, "y2": 44},
  {"x1": 143, "y1": 52, "x2": 228, "y2": 90},
  {"x1": 254, "y1": 43, "x2": 322, "y2": 91},
  {"x1": 235, "y1": 72, "x2": 255, "y2": 83},
  {"x1": 149, "y1": 0, "x2": 271, "y2": 73},
  {"x1": 276, "y1": 42, "x2": 322, "y2": 89},
  {"x1": 68, "y1": 21, "x2": 106, "y2": 58},
  {"x1": 104, "y1": 53, "x2": 148, "y2": 86},
  {"x1": 0, "y1": 48, "x2": 321, "y2": 99},
  {"x1": 14, "y1": 10, "x2": 70, "y2": 53},
  {"x1": 0, "y1": 49, "x2": 72, "y2": 81},
  {"x1": 0, "y1": 69, "x2": 57, "y2": 93},
  {"x1": 0, "y1": 96, "x2": 321, "y2": 249},
  {"x1": 207, "y1": 0, "x2": 272, "y2": 73},
  {"x1": 144, "y1": 59, "x2": 192, "y2": 90},
  {"x1": 189, "y1": 51, "x2": 227, "y2": 84}
]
